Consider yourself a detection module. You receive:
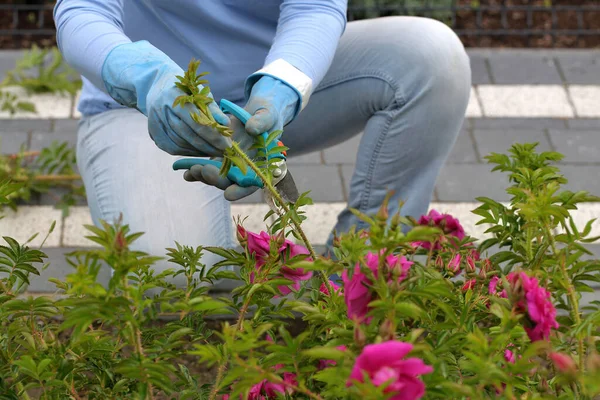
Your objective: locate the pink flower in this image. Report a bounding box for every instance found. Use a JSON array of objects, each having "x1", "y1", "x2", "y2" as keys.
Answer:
[
  {"x1": 247, "y1": 380, "x2": 285, "y2": 400},
  {"x1": 244, "y1": 229, "x2": 313, "y2": 295},
  {"x1": 504, "y1": 349, "x2": 516, "y2": 364},
  {"x1": 414, "y1": 209, "x2": 465, "y2": 250},
  {"x1": 342, "y1": 251, "x2": 412, "y2": 322},
  {"x1": 342, "y1": 265, "x2": 373, "y2": 322},
  {"x1": 278, "y1": 264, "x2": 312, "y2": 295},
  {"x1": 489, "y1": 276, "x2": 507, "y2": 298},
  {"x1": 462, "y1": 279, "x2": 476, "y2": 291},
  {"x1": 507, "y1": 272, "x2": 559, "y2": 342},
  {"x1": 347, "y1": 341, "x2": 433, "y2": 400},
  {"x1": 318, "y1": 345, "x2": 347, "y2": 370},
  {"x1": 549, "y1": 352, "x2": 577, "y2": 373},
  {"x1": 246, "y1": 366, "x2": 297, "y2": 399},
  {"x1": 320, "y1": 280, "x2": 341, "y2": 296},
  {"x1": 447, "y1": 254, "x2": 461, "y2": 274},
  {"x1": 387, "y1": 254, "x2": 413, "y2": 282}
]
